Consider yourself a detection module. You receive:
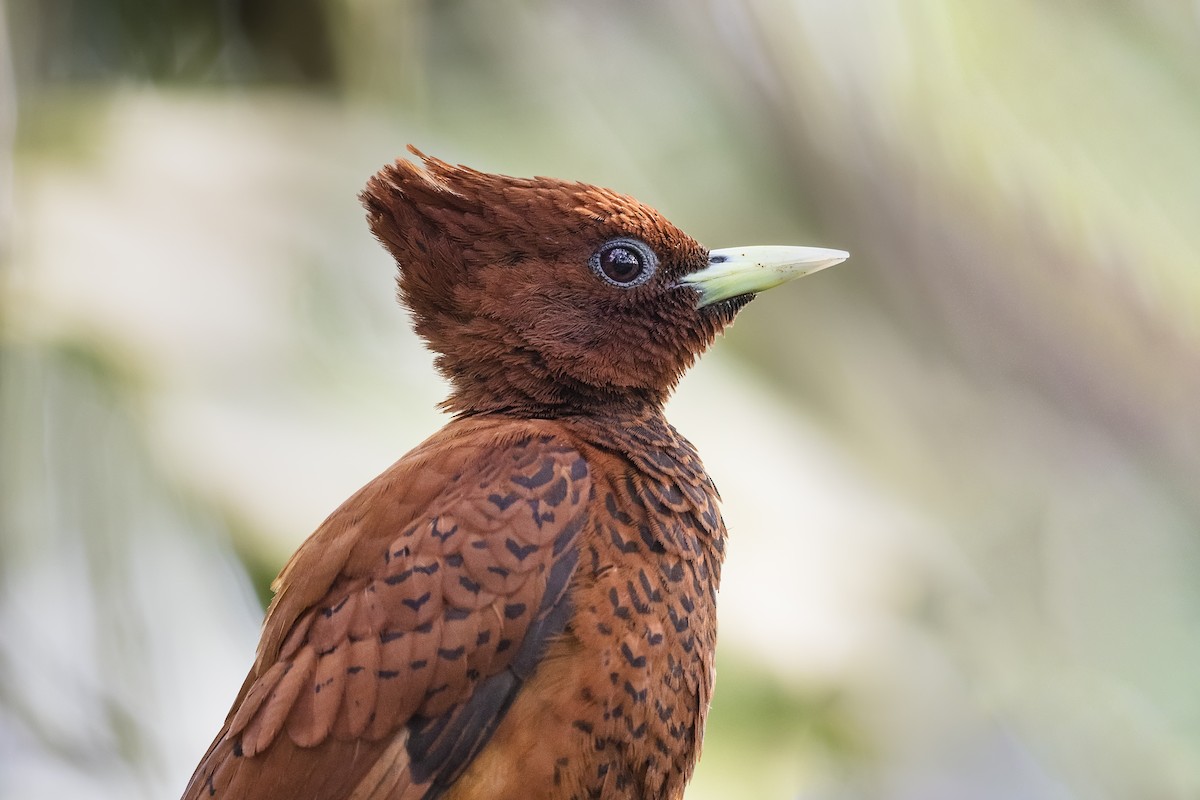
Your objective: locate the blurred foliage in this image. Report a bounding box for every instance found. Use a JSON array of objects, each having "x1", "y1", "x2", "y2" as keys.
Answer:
[
  {"x1": 10, "y1": 0, "x2": 336, "y2": 85},
  {"x1": 4, "y1": 1, "x2": 1200, "y2": 798}
]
